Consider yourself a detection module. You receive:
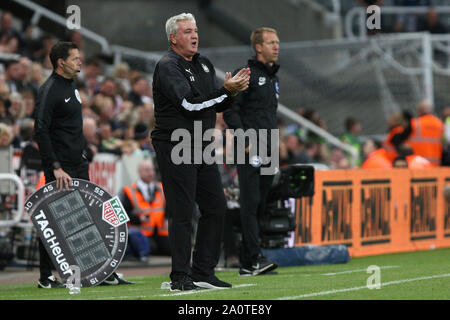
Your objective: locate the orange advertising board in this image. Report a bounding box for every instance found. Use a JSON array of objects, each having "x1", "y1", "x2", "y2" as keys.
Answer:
[{"x1": 294, "y1": 168, "x2": 450, "y2": 257}]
